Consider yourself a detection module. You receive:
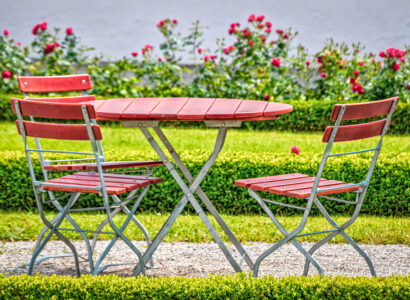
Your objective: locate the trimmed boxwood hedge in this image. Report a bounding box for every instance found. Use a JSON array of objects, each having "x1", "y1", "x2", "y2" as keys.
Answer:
[
  {"x1": 1, "y1": 94, "x2": 409, "y2": 134},
  {"x1": 0, "y1": 151, "x2": 408, "y2": 216},
  {"x1": 0, "y1": 274, "x2": 408, "y2": 299}
]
